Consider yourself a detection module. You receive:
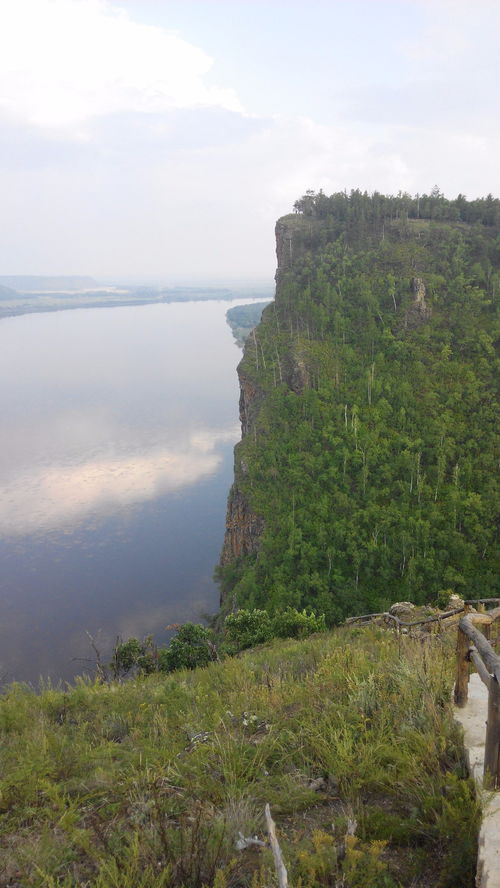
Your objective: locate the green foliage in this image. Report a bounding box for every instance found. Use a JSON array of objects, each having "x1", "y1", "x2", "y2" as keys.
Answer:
[
  {"x1": 271, "y1": 607, "x2": 326, "y2": 639},
  {"x1": 159, "y1": 622, "x2": 215, "y2": 672},
  {"x1": 222, "y1": 607, "x2": 325, "y2": 653},
  {"x1": 220, "y1": 190, "x2": 499, "y2": 621},
  {"x1": 0, "y1": 628, "x2": 478, "y2": 887},
  {"x1": 223, "y1": 608, "x2": 272, "y2": 650},
  {"x1": 112, "y1": 624, "x2": 215, "y2": 678},
  {"x1": 434, "y1": 588, "x2": 455, "y2": 609},
  {"x1": 226, "y1": 301, "x2": 271, "y2": 346},
  {"x1": 111, "y1": 635, "x2": 158, "y2": 677}
]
